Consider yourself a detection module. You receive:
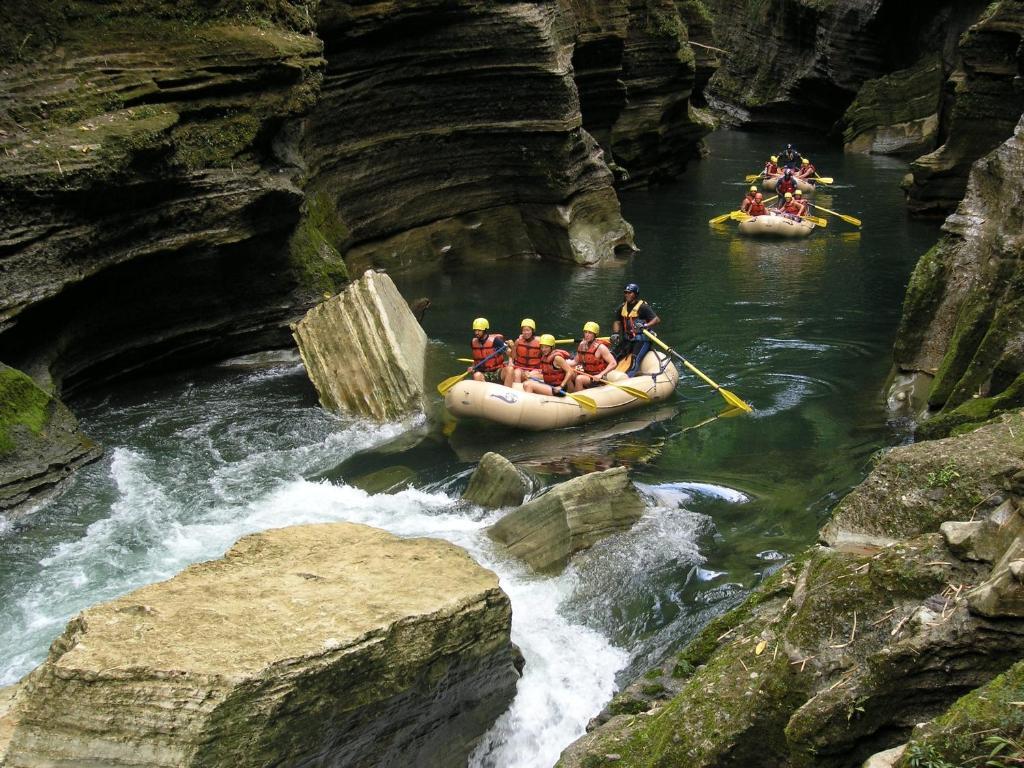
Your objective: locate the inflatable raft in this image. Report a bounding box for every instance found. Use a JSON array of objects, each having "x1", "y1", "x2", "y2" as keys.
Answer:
[
  {"x1": 444, "y1": 350, "x2": 679, "y2": 430},
  {"x1": 762, "y1": 175, "x2": 815, "y2": 194},
  {"x1": 738, "y1": 213, "x2": 815, "y2": 238}
]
